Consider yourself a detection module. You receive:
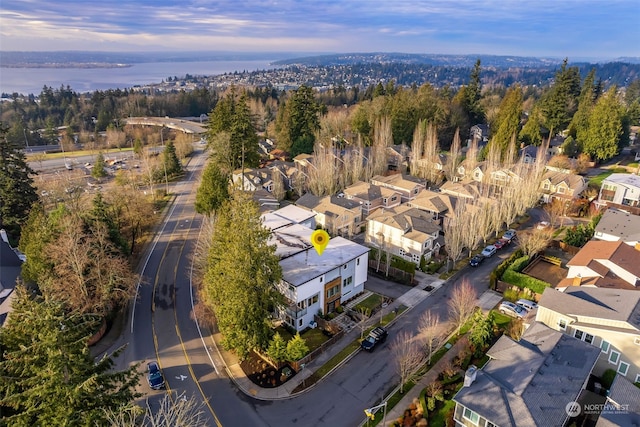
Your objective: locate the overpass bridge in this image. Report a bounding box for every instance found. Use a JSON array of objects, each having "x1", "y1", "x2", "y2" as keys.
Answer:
[{"x1": 124, "y1": 117, "x2": 206, "y2": 134}]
